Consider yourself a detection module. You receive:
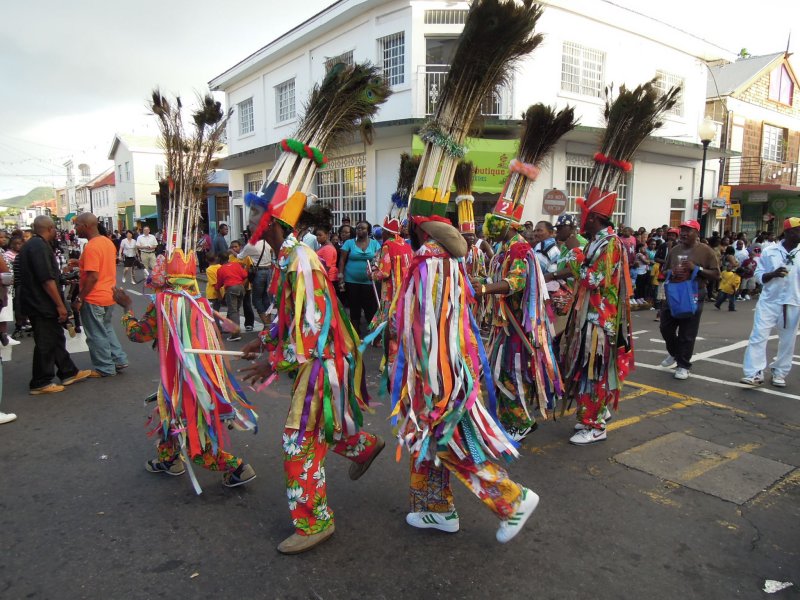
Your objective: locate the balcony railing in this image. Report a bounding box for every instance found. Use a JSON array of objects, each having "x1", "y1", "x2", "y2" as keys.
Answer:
[
  {"x1": 418, "y1": 64, "x2": 513, "y2": 119},
  {"x1": 724, "y1": 156, "x2": 800, "y2": 186}
]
